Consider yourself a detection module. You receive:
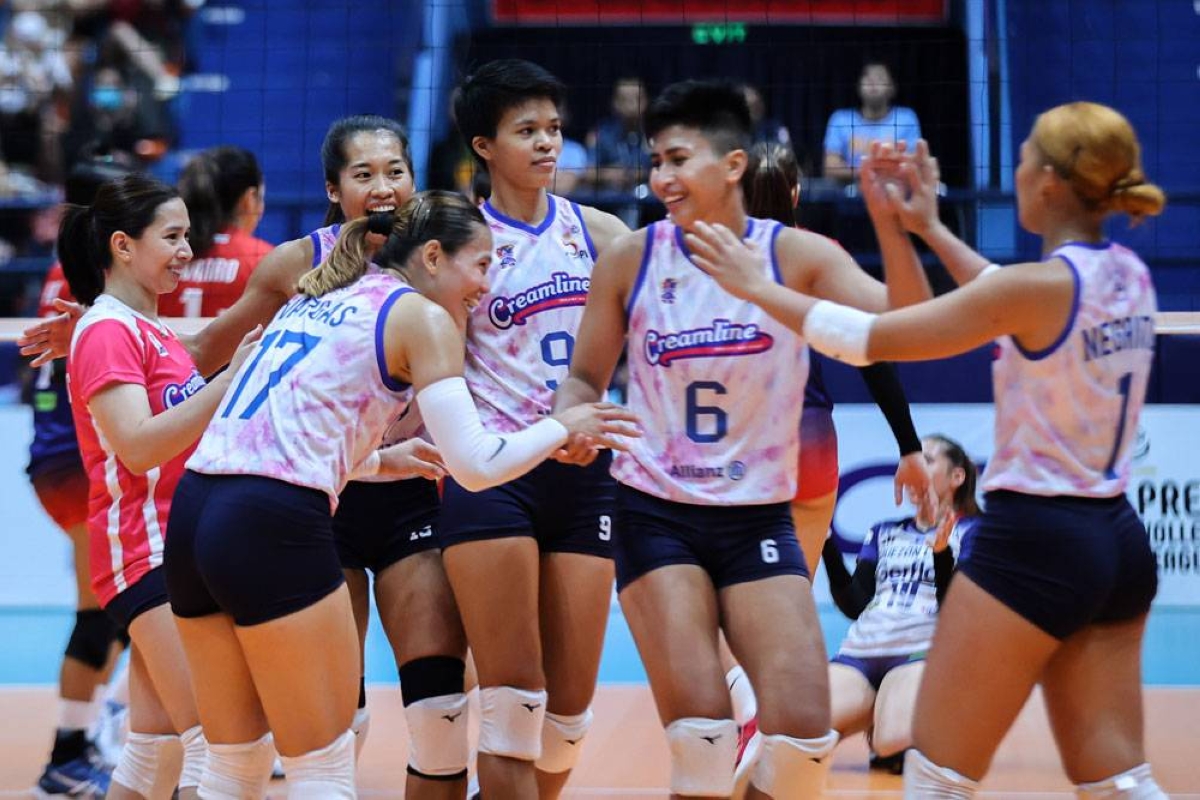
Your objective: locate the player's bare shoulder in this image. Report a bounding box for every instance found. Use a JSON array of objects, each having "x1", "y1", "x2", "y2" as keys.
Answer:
[
  {"x1": 253, "y1": 236, "x2": 319, "y2": 298},
  {"x1": 577, "y1": 205, "x2": 631, "y2": 254}
]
